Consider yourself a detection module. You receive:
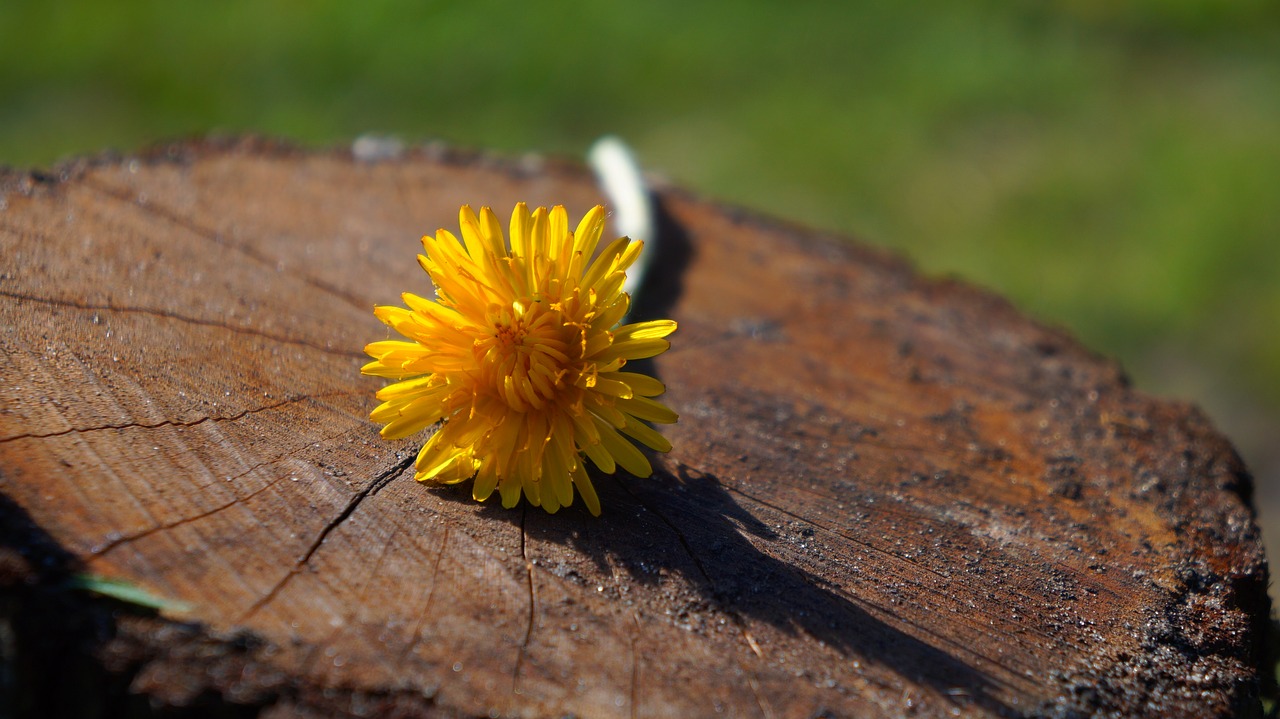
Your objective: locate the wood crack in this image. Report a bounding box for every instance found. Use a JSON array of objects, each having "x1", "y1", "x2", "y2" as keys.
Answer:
[
  {"x1": 723, "y1": 481, "x2": 954, "y2": 583},
  {"x1": 628, "y1": 612, "x2": 641, "y2": 719},
  {"x1": 81, "y1": 178, "x2": 371, "y2": 312},
  {"x1": 298, "y1": 525, "x2": 403, "y2": 679},
  {"x1": 613, "y1": 475, "x2": 715, "y2": 587},
  {"x1": 724, "y1": 477, "x2": 1084, "y2": 655},
  {"x1": 0, "y1": 391, "x2": 355, "y2": 443},
  {"x1": 397, "y1": 524, "x2": 451, "y2": 664},
  {"x1": 237, "y1": 452, "x2": 415, "y2": 622},
  {"x1": 663, "y1": 460, "x2": 1044, "y2": 680},
  {"x1": 0, "y1": 289, "x2": 366, "y2": 360},
  {"x1": 613, "y1": 475, "x2": 775, "y2": 718},
  {"x1": 512, "y1": 505, "x2": 537, "y2": 695},
  {"x1": 87, "y1": 425, "x2": 360, "y2": 557}
]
